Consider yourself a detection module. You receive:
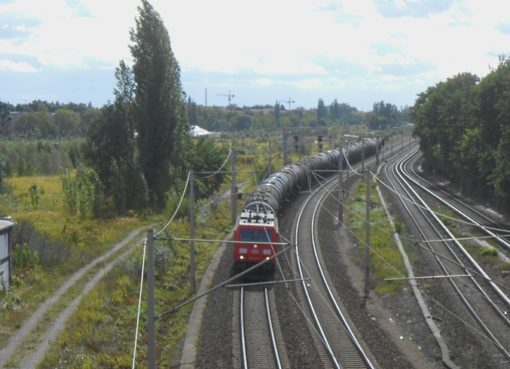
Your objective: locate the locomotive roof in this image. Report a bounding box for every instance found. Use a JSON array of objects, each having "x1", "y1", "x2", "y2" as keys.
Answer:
[{"x1": 239, "y1": 208, "x2": 276, "y2": 226}]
